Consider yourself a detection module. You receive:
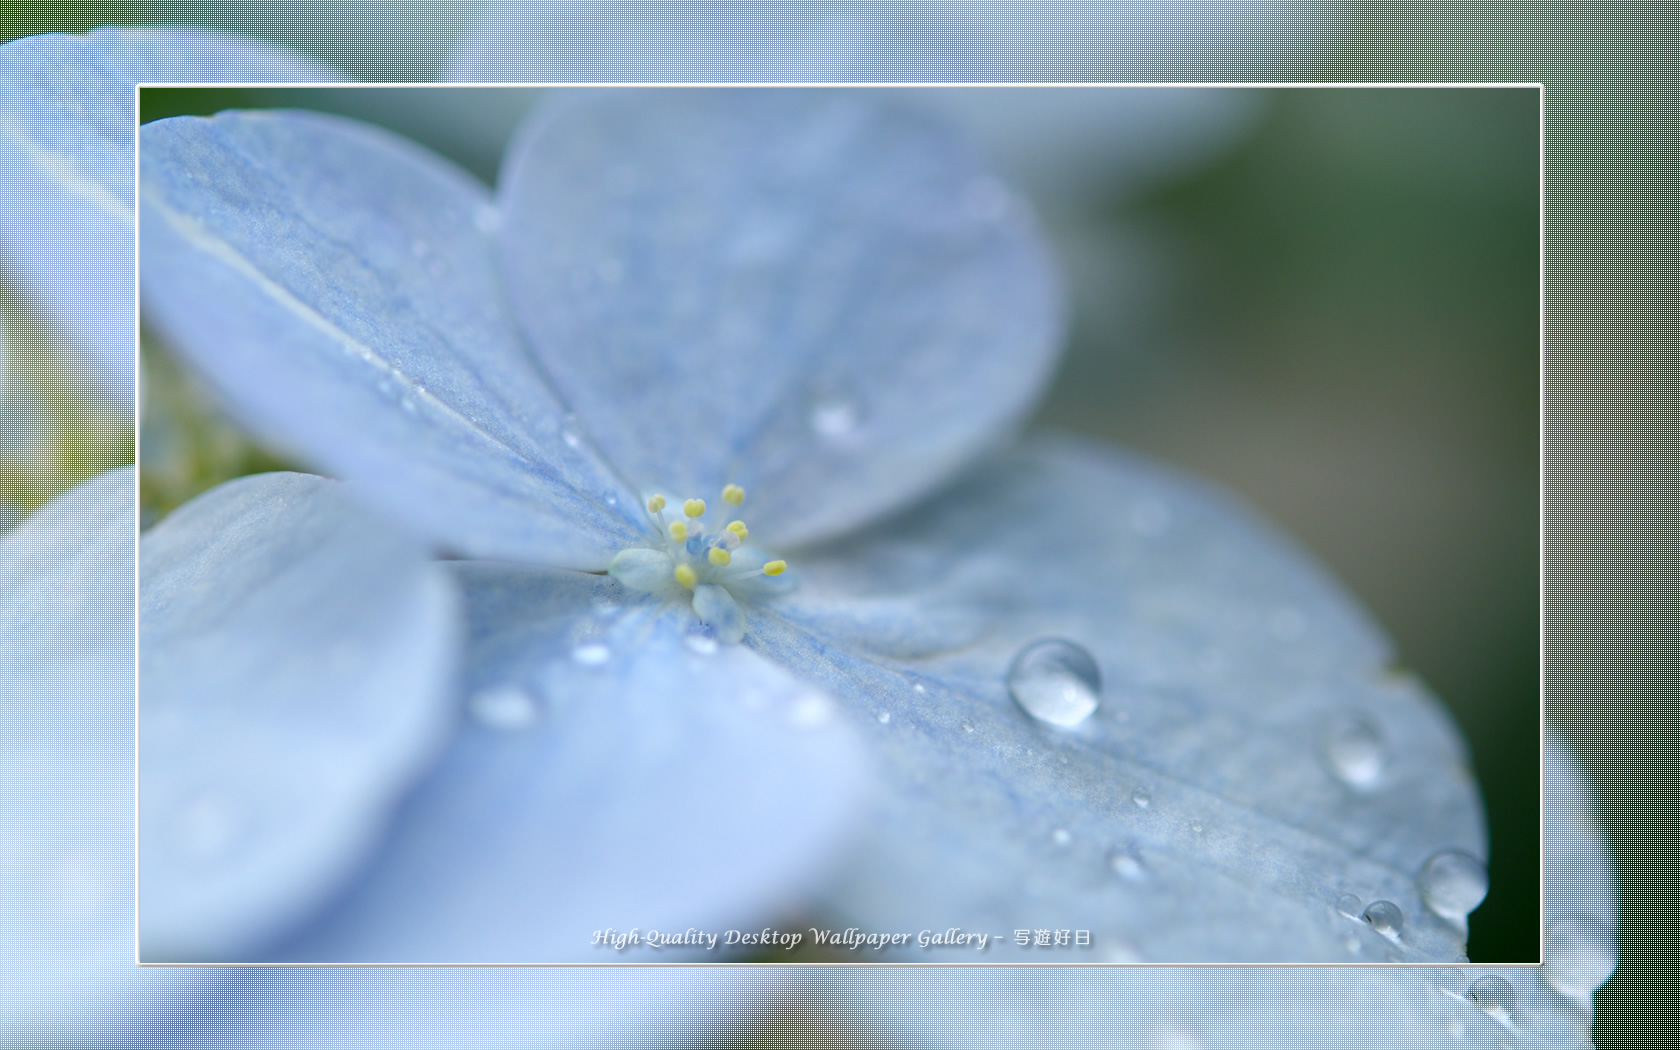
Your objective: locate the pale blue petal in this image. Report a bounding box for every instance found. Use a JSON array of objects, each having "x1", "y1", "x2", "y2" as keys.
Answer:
[
  {"x1": 139, "y1": 472, "x2": 459, "y2": 962},
  {"x1": 0, "y1": 468, "x2": 215, "y2": 1041},
  {"x1": 754, "y1": 434, "x2": 1485, "y2": 962},
  {"x1": 498, "y1": 90, "x2": 1062, "y2": 548},
  {"x1": 823, "y1": 733, "x2": 1611, "y2": 1050},
  {"x1": 0, "y1": 29, "x2": 343, "y2": 404},
  {"x1": 267, "y1": 562, "x2": 867, "y2": 963},
  {"x1": 139, "y1": 109, "x2": 643, "y2": 567}
]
